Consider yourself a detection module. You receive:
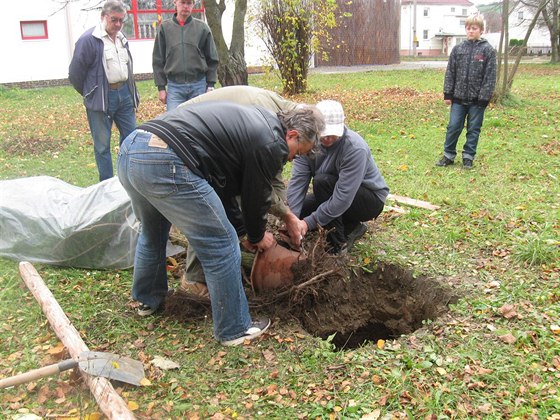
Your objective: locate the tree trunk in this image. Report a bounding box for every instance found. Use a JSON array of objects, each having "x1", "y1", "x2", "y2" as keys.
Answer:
[
  {"x1": 507, "y1": 1, "x2": 550, "y2": 91},
  {"x1": 204, "y1": 0, "x2": 248, "y2": 86},
  {"x1": 550, "y1": 0, "x2": 559, "y2": 62},
  {"x1": 501, "y1": 0, "x2": 510, "y2": 98}
]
